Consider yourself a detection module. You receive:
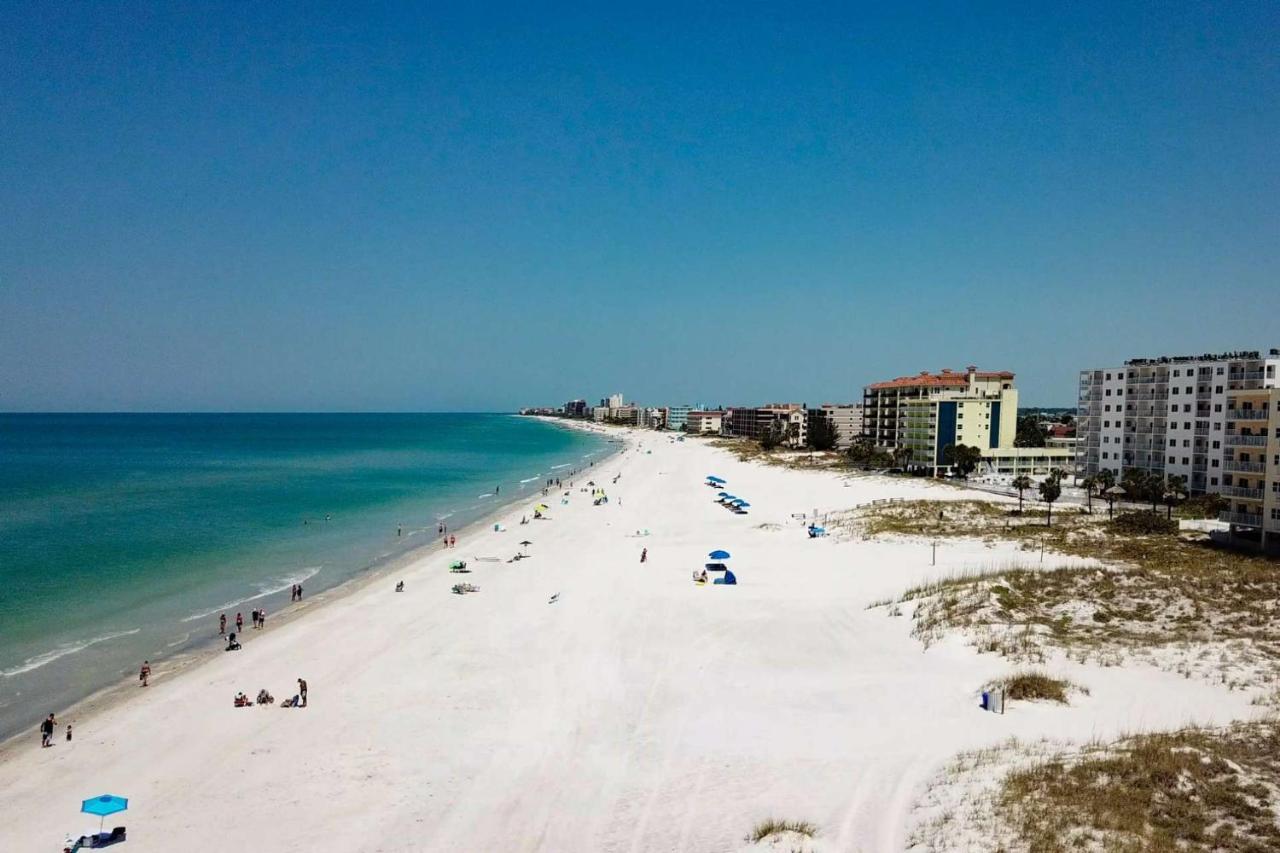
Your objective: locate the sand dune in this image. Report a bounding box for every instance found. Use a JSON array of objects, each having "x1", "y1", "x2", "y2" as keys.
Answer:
[{"x1": 0, "y1": 426, "x2": 1259, "y2": 851}]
